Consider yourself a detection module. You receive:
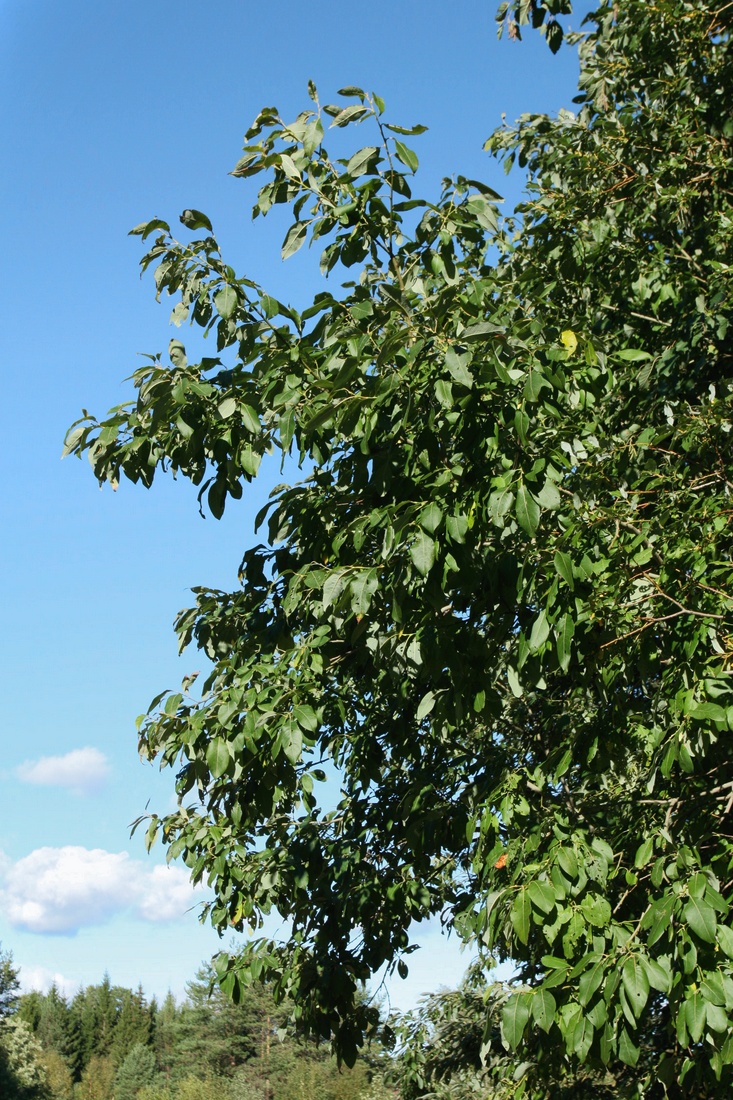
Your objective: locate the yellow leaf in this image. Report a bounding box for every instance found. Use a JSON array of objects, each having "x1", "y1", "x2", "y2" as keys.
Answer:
[{"x1": 561, "y1": 329, "x2": 578, "y2": 353}]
